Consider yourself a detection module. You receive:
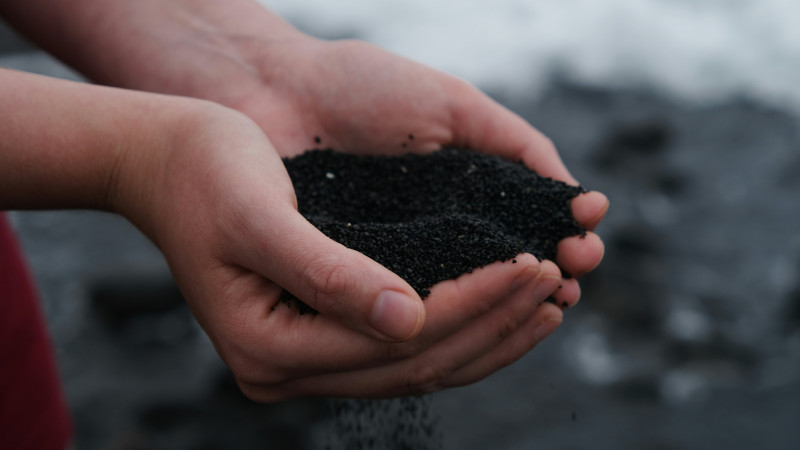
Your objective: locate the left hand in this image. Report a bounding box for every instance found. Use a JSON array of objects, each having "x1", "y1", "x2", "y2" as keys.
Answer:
[{"x1": 224, "y1": 36, "x2": 607, "y2": 281}]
